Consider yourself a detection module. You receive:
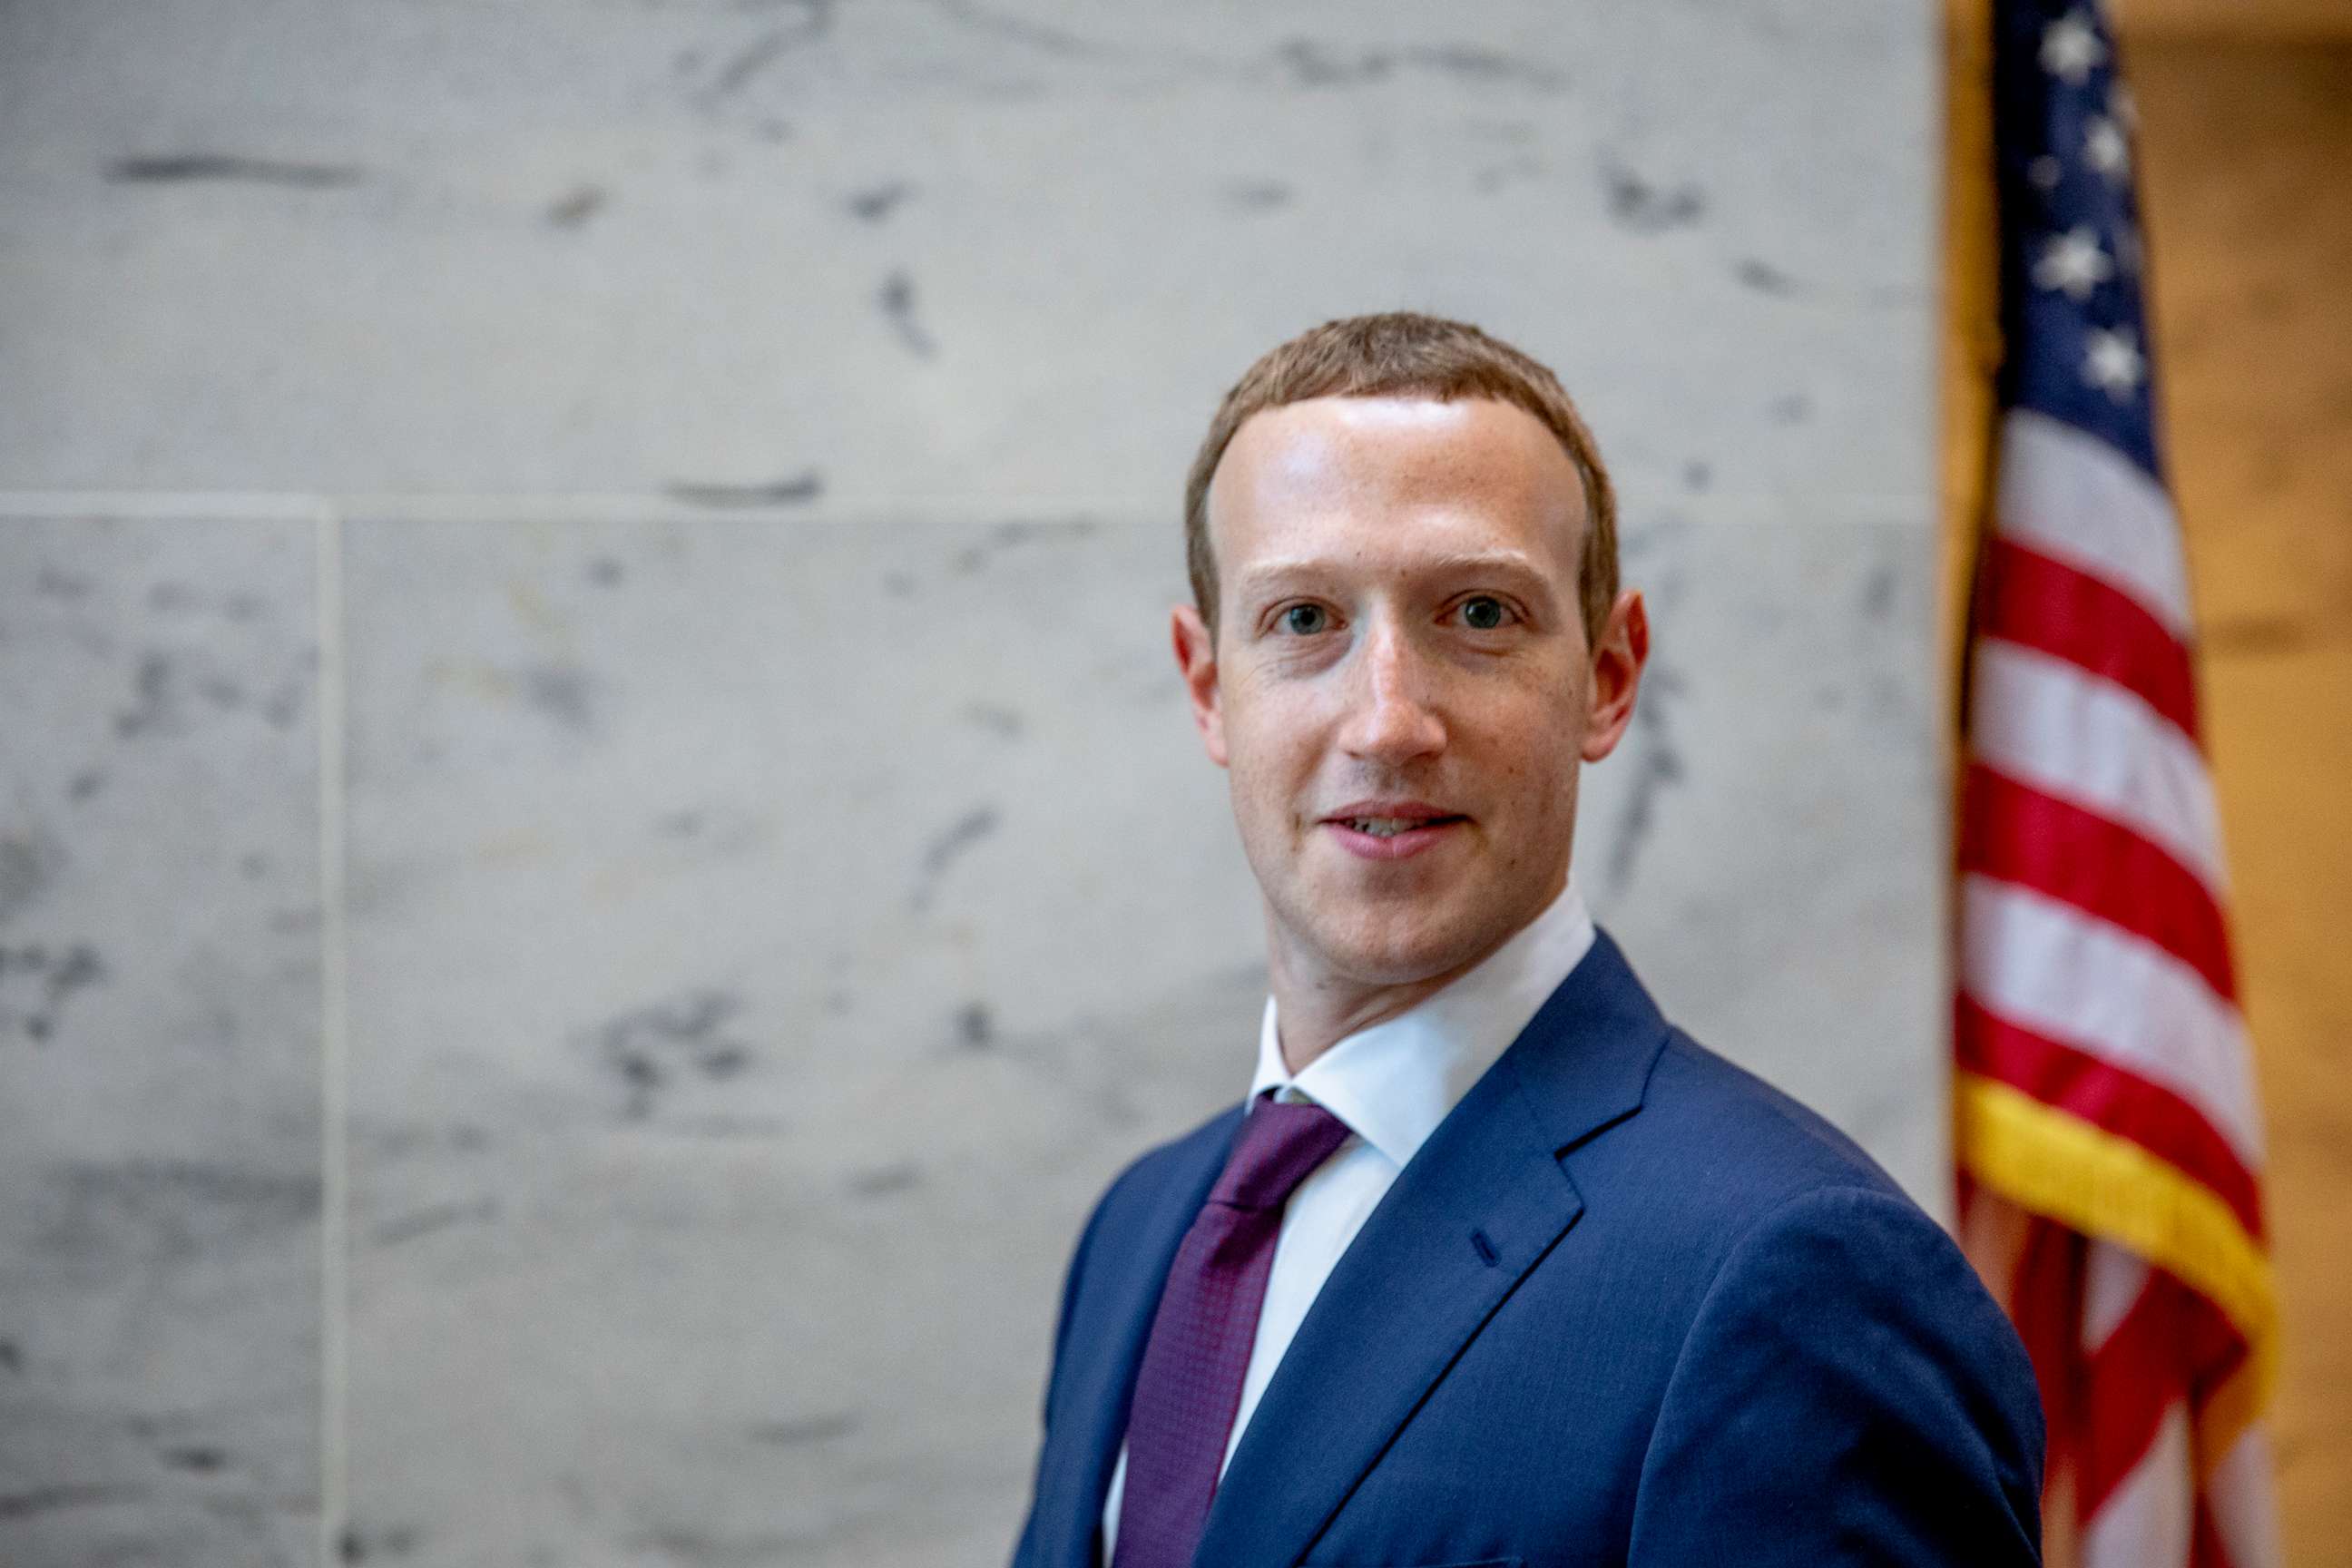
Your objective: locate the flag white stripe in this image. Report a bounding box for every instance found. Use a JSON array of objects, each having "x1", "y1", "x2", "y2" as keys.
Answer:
[
  {"x1": 2082, "y1": 1240, "x2": 2152, "y2": 1354},
  {"x1": 2081, "y1": 1399, "x2": 2193, "y2": 1568},
  {"x1": 1995, "y1": 408, "x2": 2195, "y2": 640},
  {"x1": 1960, "y1": 875, "x2": 2265, "y2": 1165},
  {"x1": 1969, "y1": 637, "x2": 2227, "y2": 894},
  {"x1": 2207, "y1": 1420, "x2": 2284, "y2": 1568}
]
